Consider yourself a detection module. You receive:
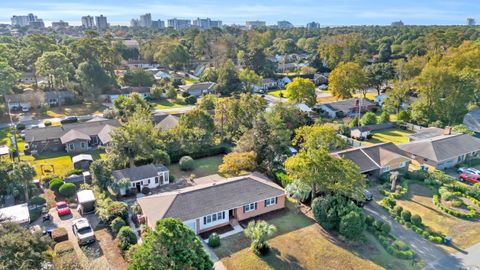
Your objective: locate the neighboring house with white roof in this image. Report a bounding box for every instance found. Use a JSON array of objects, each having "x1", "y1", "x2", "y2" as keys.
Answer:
[
  {"x1": 112, "y1": 164, "x2": 170, "y2": 195},
  {"x1": 137, "y1": 173, "x2": 285, "y2": 234},
  {"x1": 253, "y1": 78, "x2": 277, "y2": 92},
  {"x1": 399, "y1": 134, "x2": 480, "y2": 170},
  {"x1": 0, "y1": 203, "x2": 30, "y2": 225},
  {"x1": 154, "y1": 71, "x2": 171, "y2": 80}
]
